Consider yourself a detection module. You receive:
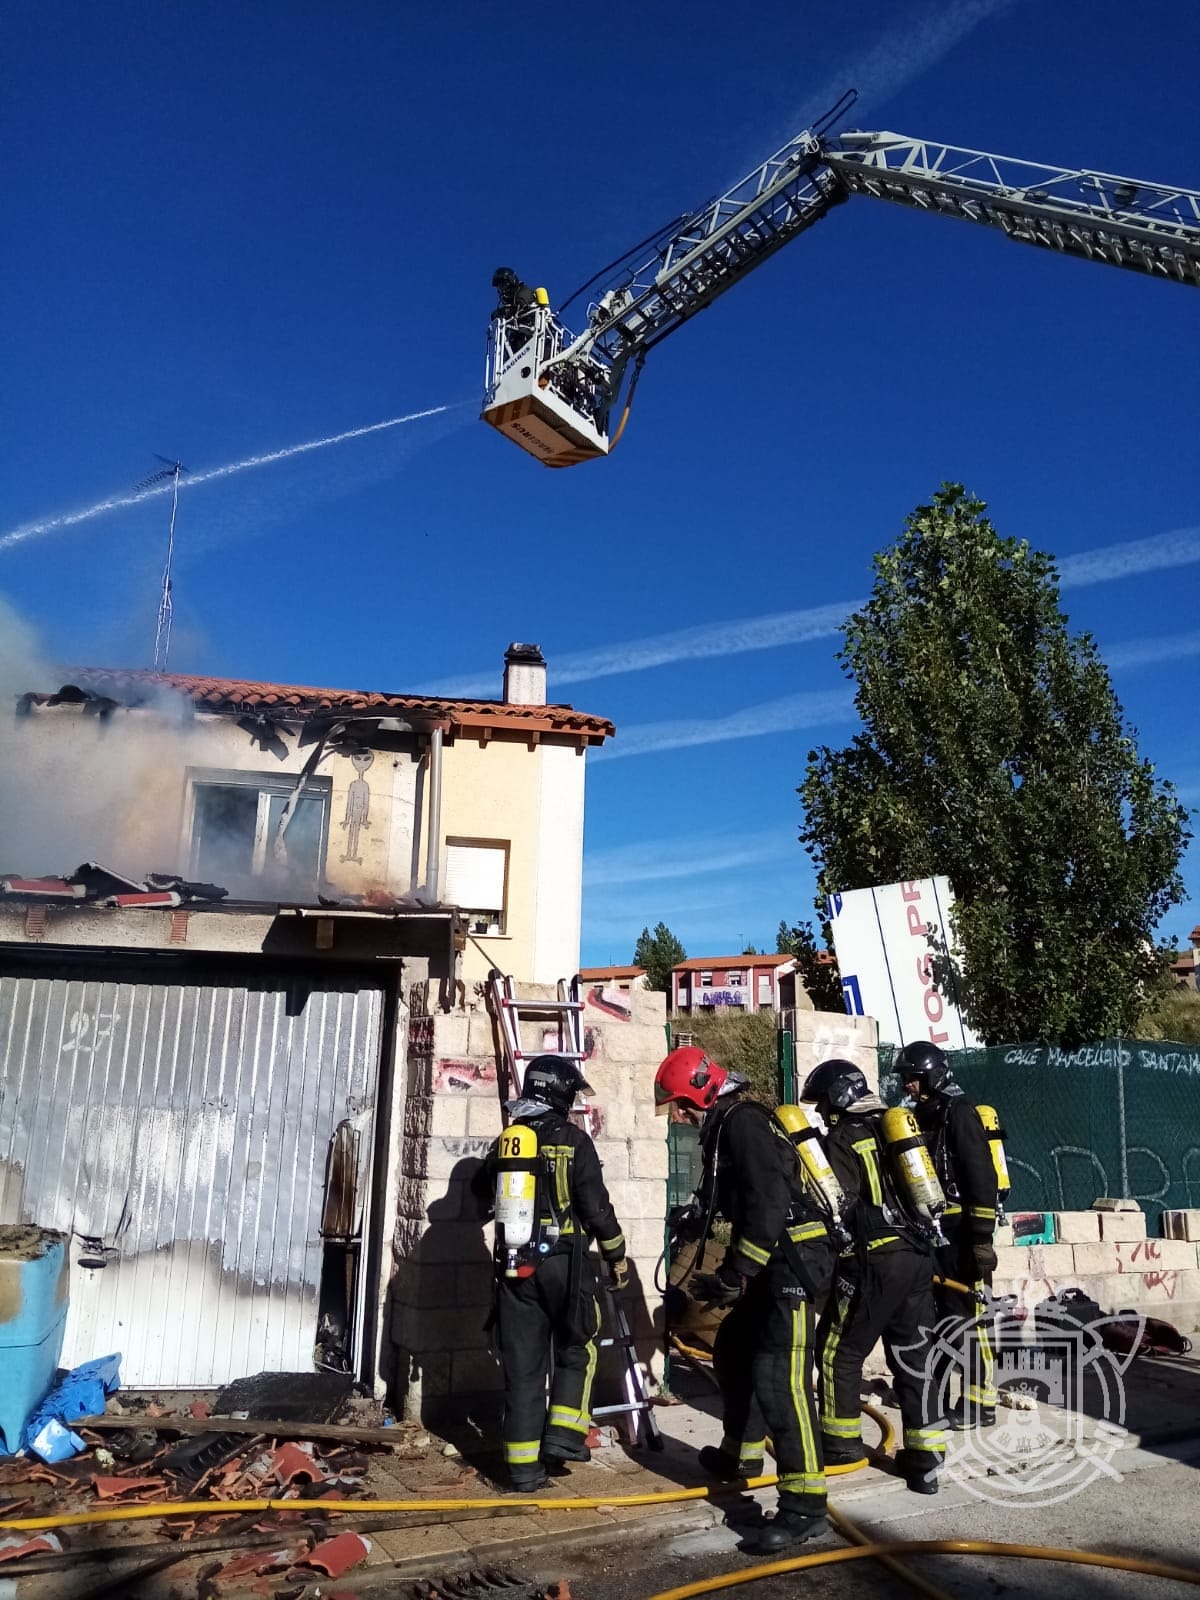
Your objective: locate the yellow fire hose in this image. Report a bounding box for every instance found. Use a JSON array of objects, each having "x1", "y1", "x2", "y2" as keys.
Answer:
[
  {"x1": 932, "y1": 1274, "x2": 979, "y2": 1298},
  {"x1": 645, "y1": 1540, "x2": 1200, "y2": 1598},
  {"x1": 828, "y1": 1505, "x2": 954, "y2": 1600},
  {"x1": 4, "y1": 1399, "x2": 1197, "y2": 1596},
  {"x1": 671, "y1": 1340, "x2": 950, "y2": 1600}
]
